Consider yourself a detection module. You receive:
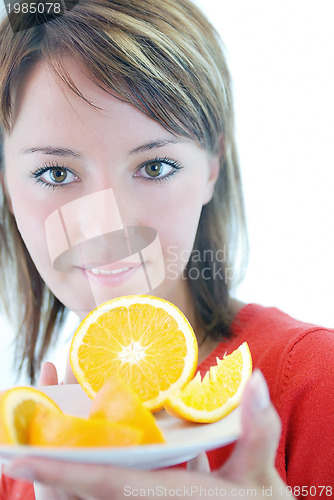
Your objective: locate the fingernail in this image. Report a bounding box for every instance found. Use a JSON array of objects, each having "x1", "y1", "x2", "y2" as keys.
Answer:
[
  {"x1": 249, "y1": 370, "x2": 270, "y2": 411},
  {"x1": 4, "y1": 465, "x2": 36, "y2": 482}
]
